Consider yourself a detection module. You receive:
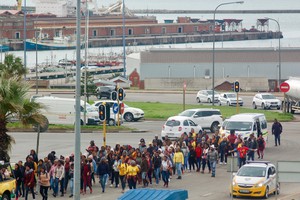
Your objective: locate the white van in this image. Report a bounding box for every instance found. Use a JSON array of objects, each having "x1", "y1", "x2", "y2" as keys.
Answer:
[
  {"x1": 31, "y1": 96, "x2": 100, "y2": 127},
  {"x1": 220, "y1": 113, "x2": 268, "y2": 139}
]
